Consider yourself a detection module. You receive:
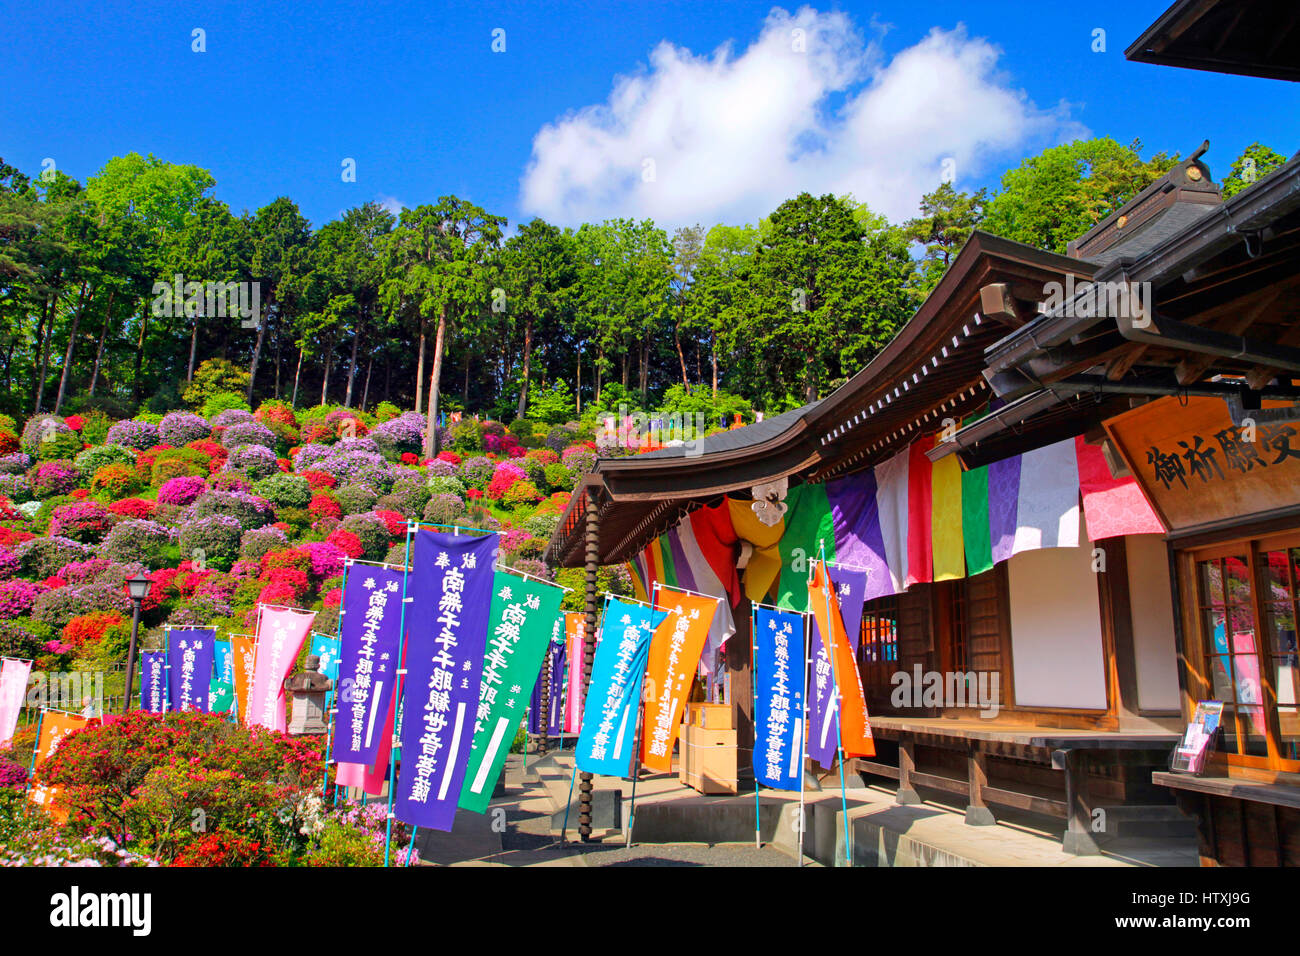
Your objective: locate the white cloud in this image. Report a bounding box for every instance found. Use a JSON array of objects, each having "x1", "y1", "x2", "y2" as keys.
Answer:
[
  {"x1": 519, "y1": 7, "x2": 1085, "y2": 227},
  {"x1": 376, "y1": 194, "x2": 407, "y2": 217}
]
